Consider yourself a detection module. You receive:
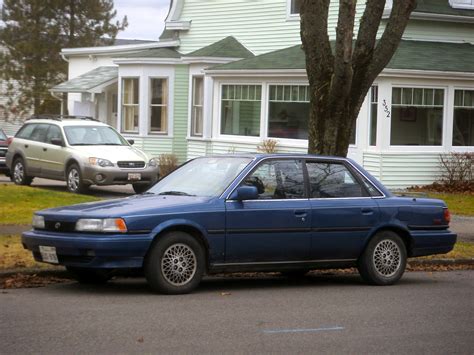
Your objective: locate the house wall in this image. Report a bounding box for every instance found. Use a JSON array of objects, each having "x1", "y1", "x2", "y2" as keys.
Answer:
[{"x1": 400, "y1": 20, "x2": 474, "y2": 43}]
